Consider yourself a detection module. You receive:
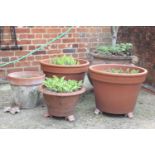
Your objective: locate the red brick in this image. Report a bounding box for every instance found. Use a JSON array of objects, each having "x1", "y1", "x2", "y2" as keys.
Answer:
[
  {"x1": 1, "y1": 63, "x2": 14, "y2": 68},
  {"x1": 79, "y1": 43, "x2": 87, "y2": 48},
  {"x1": 32, "y1": 51, "x2": 46, "y2": 55},
  {"x1": 47, "y1": 50, "x2": 61, "y2": 54},
  {"x1": 7, "y1": 68, "x2": 23, "y2": 73},
  {"x1": 62, "y1": 38, "x2": 75, "y2": 43},
  {"x1": 15, "y1": 51, "x2": 28, "y2": 56},
  {"x1": 19, "y1": 34, "x2": 35, "y2": 39},
  {"x1": 23, "y1": 66, "x2": 39, "y2": 71},
  {"x1": 58, "y1": 44, "x2": 66, "y2": 49},
  {"x1": 78, "y1": 48, "x2": 86, "y2": 52},
  {"x1": 26, "y1": 55, "x2": 35, "y2": 61},
  {"x1": 21, "y1": 45, "x2": 28, "y2": 50},
  {"x1": 31, "y1": 60, "x2": 40, "y2": 66},
  {"x1": 15, "y1": 61, "x2": 31, "y2": 67},
  {"x1": 32, "y1": 40, "x2": 46, "y2": 44},
  {"x1": 28, "y1": 45, "x2": 36, "y2": 50},
  {"x1": 35, "y1": 34, "x2": 43, "y2": 38},
  {"x1": 61, "y1": 27, "x2": 76, "y2": 33},
  {"x1": 16, "y1": 28, "x2": 30, "y2": 33},
  {"x1": 17, "y1": 40, "x2": 31, "y2": 45},
  {"x1": 31, "y1": 28, "x2": 46, "y2": 33},
  {"x1": 102, "y1": 27, "x2": 111, "y2": 32},
  {"x1": 42, "y1": 55, "x2": 50, "y2": 59},
  {"x1": 35, "y1": 55, "x2": 42, "y2": 60},
  {"x1": 72, "y1": 33, "x2": 79, "y2": 37},
  {"x1": 47, "y1": 28, "x2": 61, "y2": 33},
  {"x1": 10, "y1": 56, "x2": 18, "y2": 61},
  {"x1": 43, "y1": 34, "x2": 57, "y2": 38},
  {"x1": 77, "y1": 28, "x2": 89, "y2": 32},
  {"x1": 0, "y1": 51, "x2": 14, "y2": 57}
]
